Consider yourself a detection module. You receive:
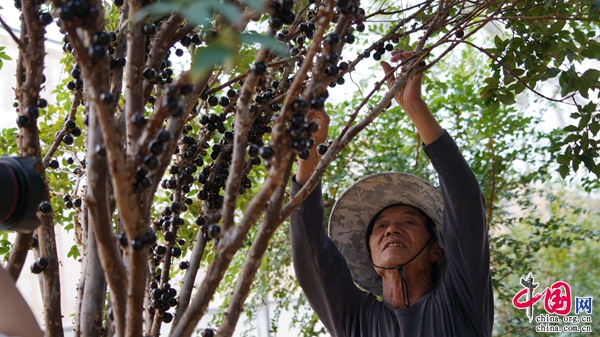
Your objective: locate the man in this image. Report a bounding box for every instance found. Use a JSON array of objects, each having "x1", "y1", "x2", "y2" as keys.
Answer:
[
  {"x1": 0, "y1": 264, "x2": 44, "y2": 337},
  {"x1": 290, "y1": 50, "x2": 493, "y2": 336}
]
